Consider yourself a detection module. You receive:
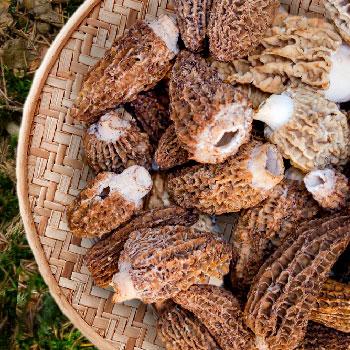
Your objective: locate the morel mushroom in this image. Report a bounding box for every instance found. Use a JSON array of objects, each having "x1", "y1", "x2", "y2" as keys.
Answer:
[
  {"x1": 83, "y1": 108, "x2": 152, "y2": 173},
  {"x1": 310, "y1": 279, "x2": 350, "y2": 333},
  {"x1": 170, "y1": 51, "x2": 253, "y2": 164},
  {"x1": 85, "y1": 206, "x2": 198, "y2": 288},
  {"x1": 71, "y1": 15, "x2": 179, "y2": 123},
  {"x1": 173, "y1": 0, "x2": 211, "y2": 52},
  {"x1": 244, "y1": 210, "x2": 350, "y2": 350},
  {"x1": 325, "y1": 0, "x2": 350, "y2": 45},
  {"x1": 231, "y1": 180, "x2": 319, "y2": 296},
  {"x1": 304, "y1": 169, "x2": 349, "y2": 210},
  {"x1": 208, "y1": 0, "x2": 279, "y2": 61},
  {"x1": 66, "y1": 166, "x2": 152, "y2": 237},
  {"x1": 168, "y1": 141, "x2": 284, "y2": 215},
  {"x1": 155, "y1": 124, "x2": 189, "y2": 170},
  {"x1": 158, "y1": 303, "x2": 220, "y2": 350},
  {"x1": 255, "y1": 88, "x2": 350, "y2": 172},
  {"x1": 110, "y1": 226, "x2": 232, "y2": 304},
  {"x1": 173, "y1": 285, "x2": 257, "y2": 350}
]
